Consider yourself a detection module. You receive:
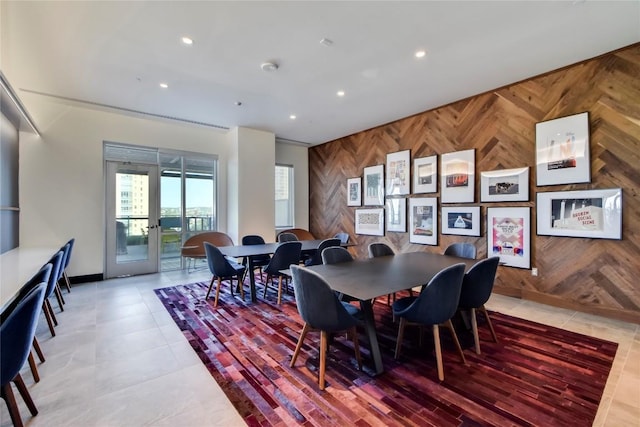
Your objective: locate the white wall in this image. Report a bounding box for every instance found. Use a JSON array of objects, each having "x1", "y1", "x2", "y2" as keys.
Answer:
[{"x1": 275, "y1": 141, "x2": 309, "y2": 231}]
